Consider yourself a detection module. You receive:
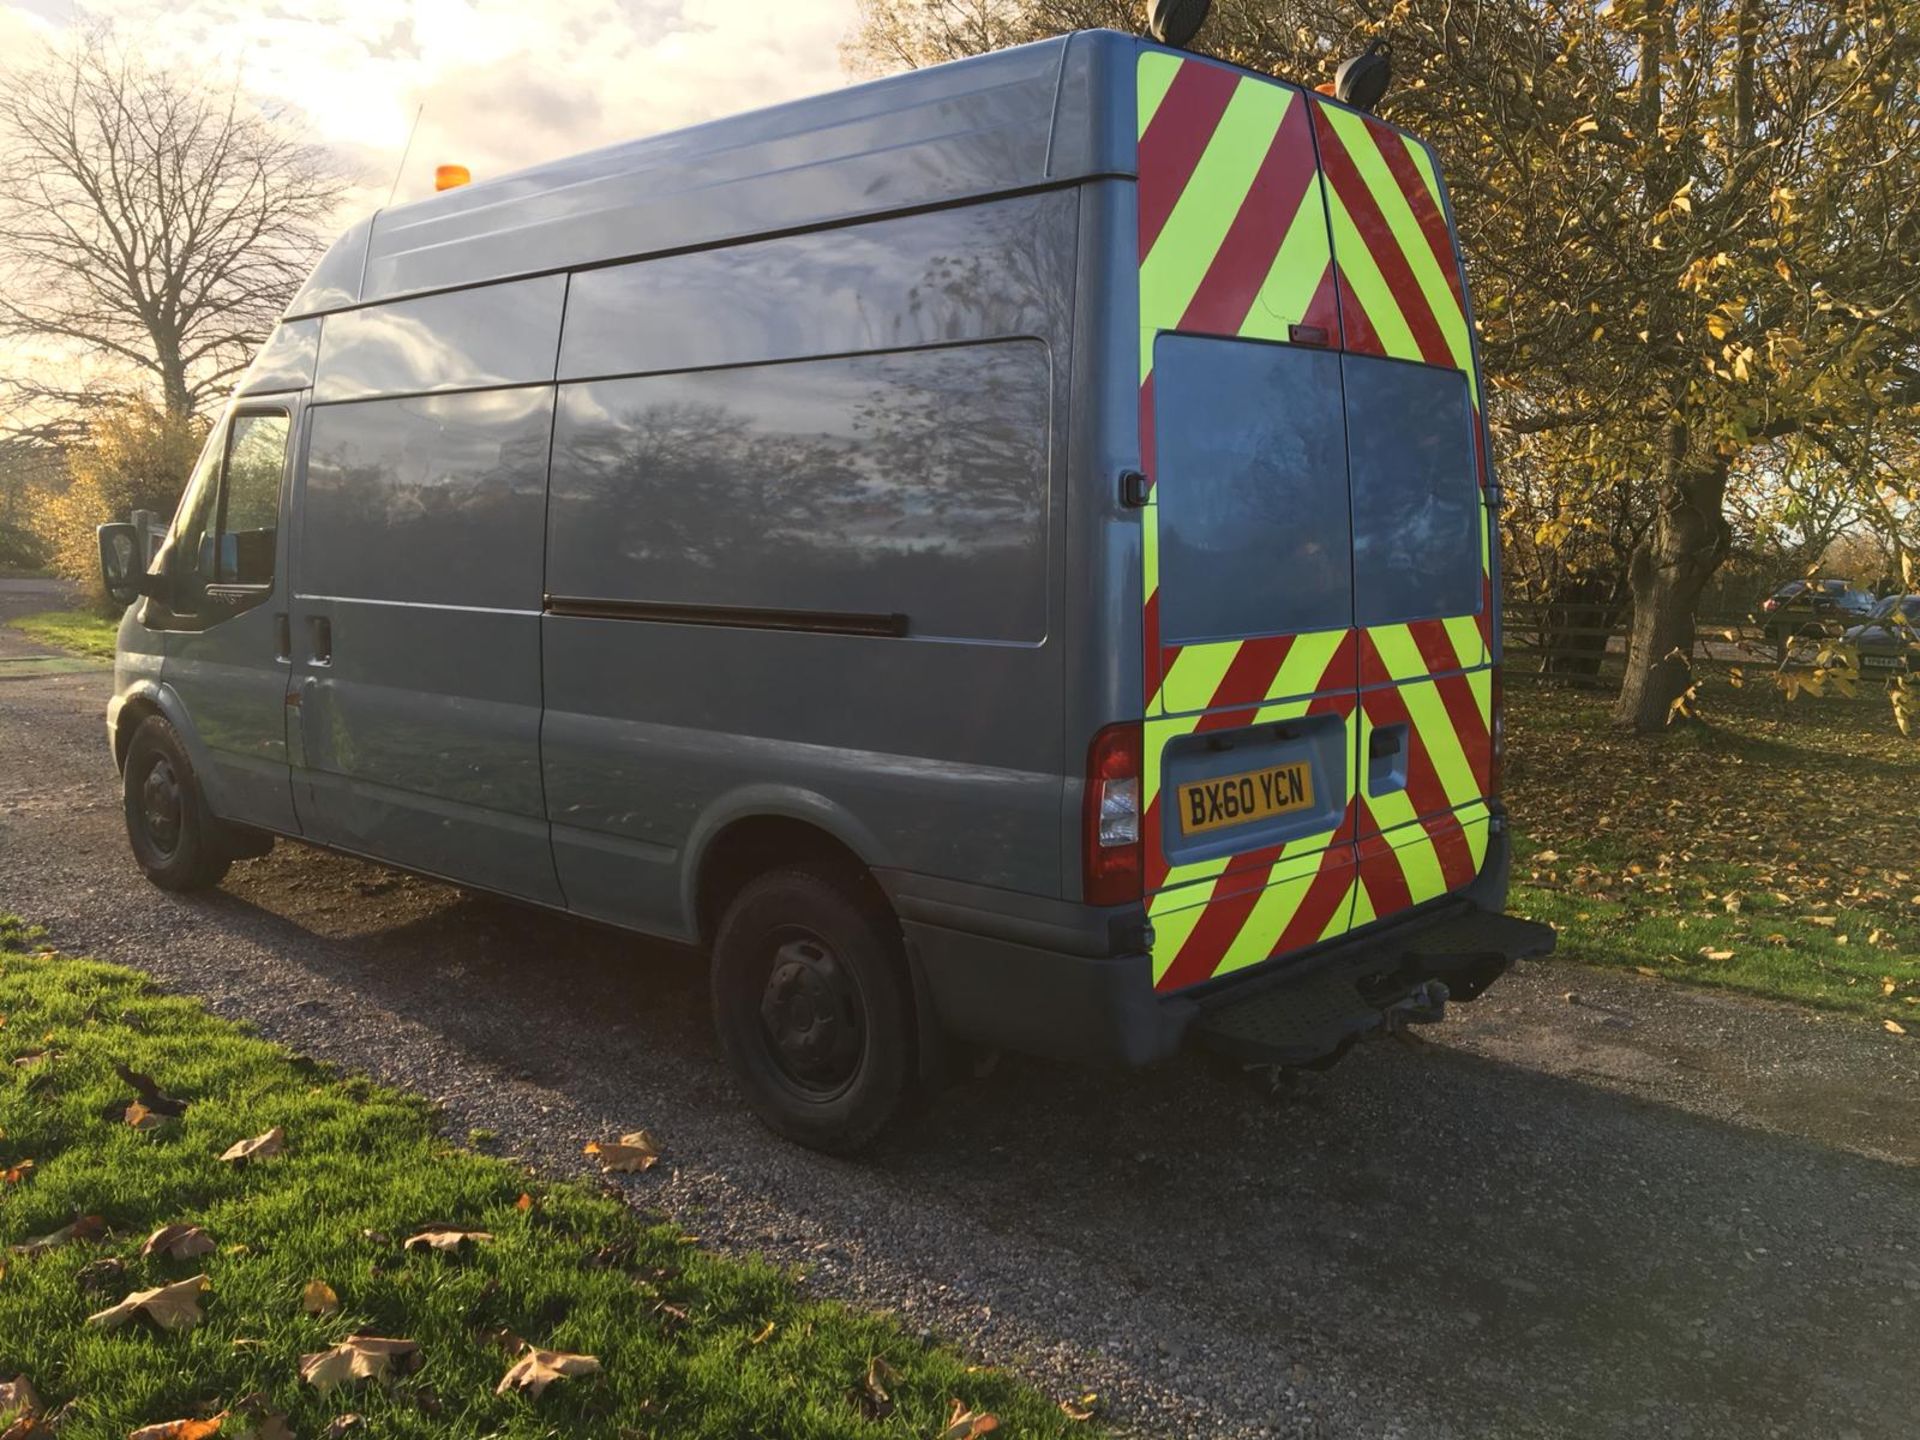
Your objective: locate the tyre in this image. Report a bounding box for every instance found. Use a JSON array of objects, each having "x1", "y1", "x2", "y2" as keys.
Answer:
[
  {"x1": 710, "y1": 866, "x2": 916, "y2": 1153},
  {"x1": 122, "y1": 715, "x2": 232, "y2": 892}
]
